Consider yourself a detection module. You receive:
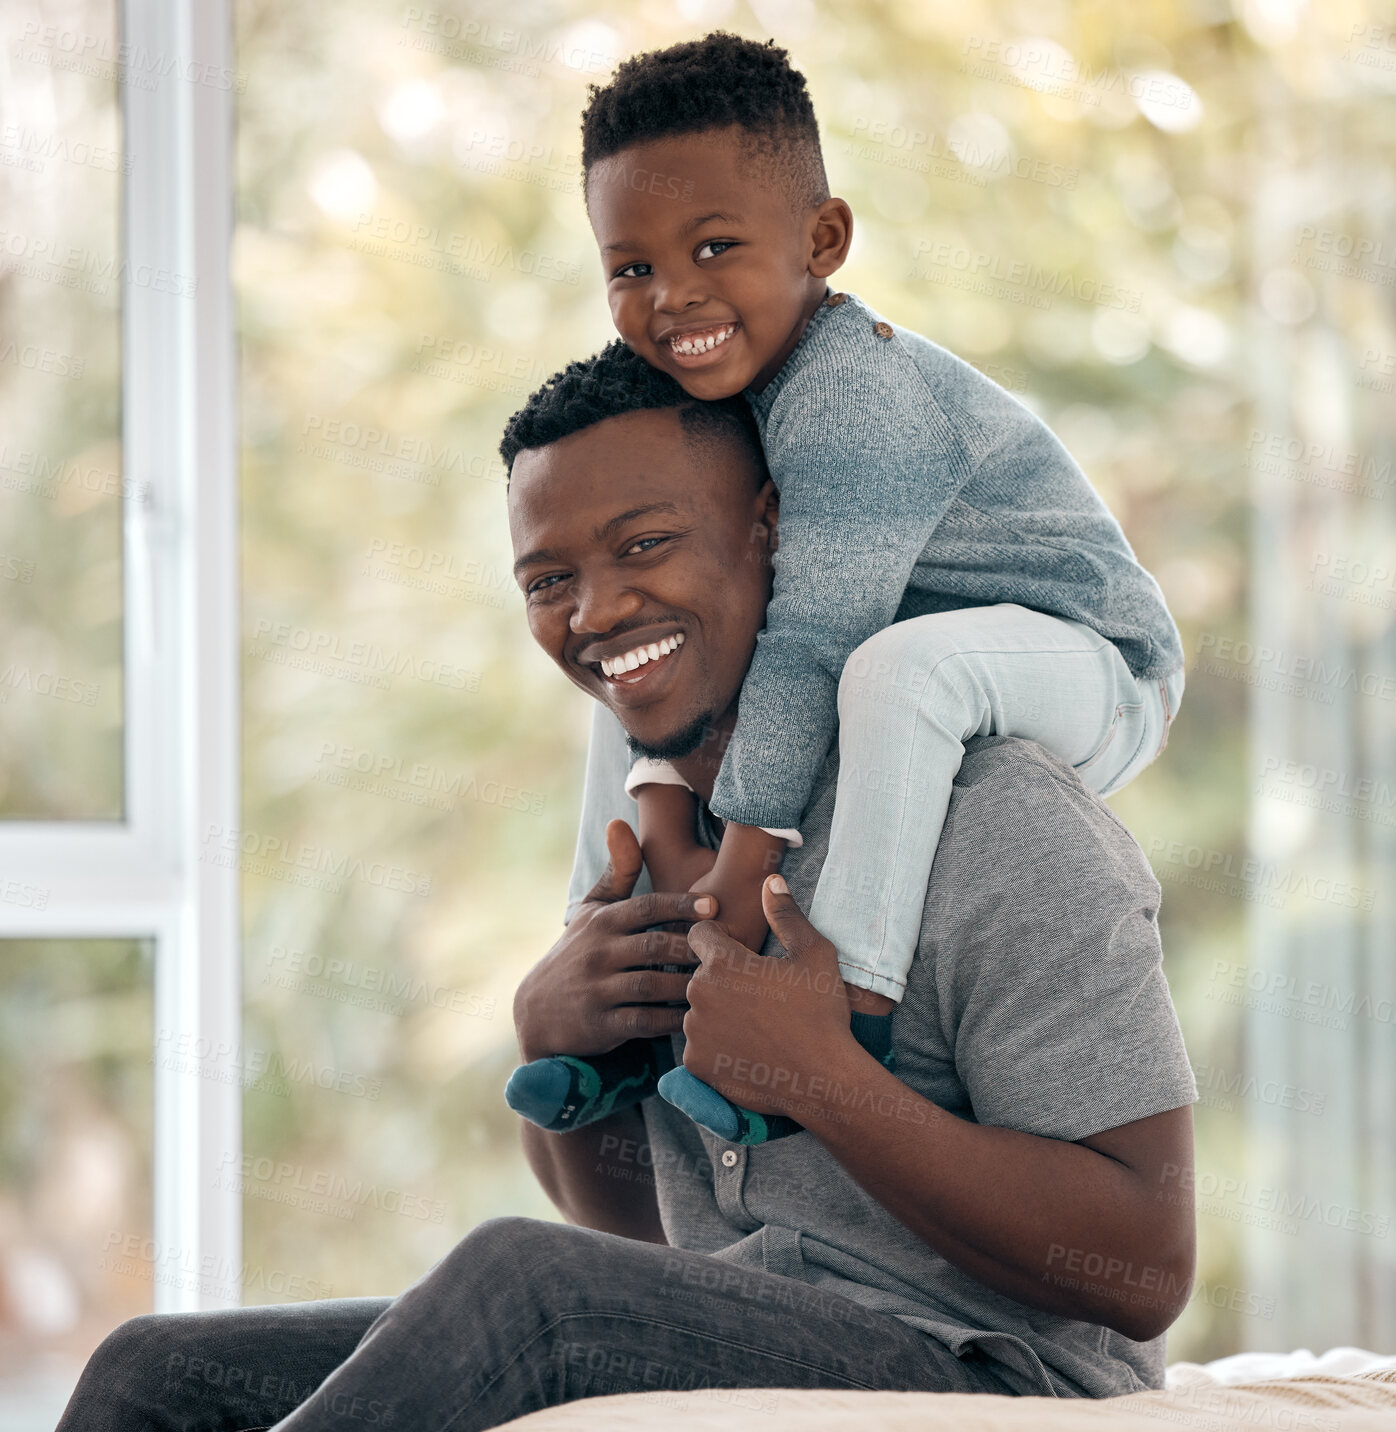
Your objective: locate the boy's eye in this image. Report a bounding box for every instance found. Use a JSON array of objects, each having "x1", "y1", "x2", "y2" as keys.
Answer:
[
  {"x1": 696, "y1": 240, "x2": 735, "y2": 260},
  {"x1": 613, "y1": 261, "x2": 652, "y2": 279}
]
